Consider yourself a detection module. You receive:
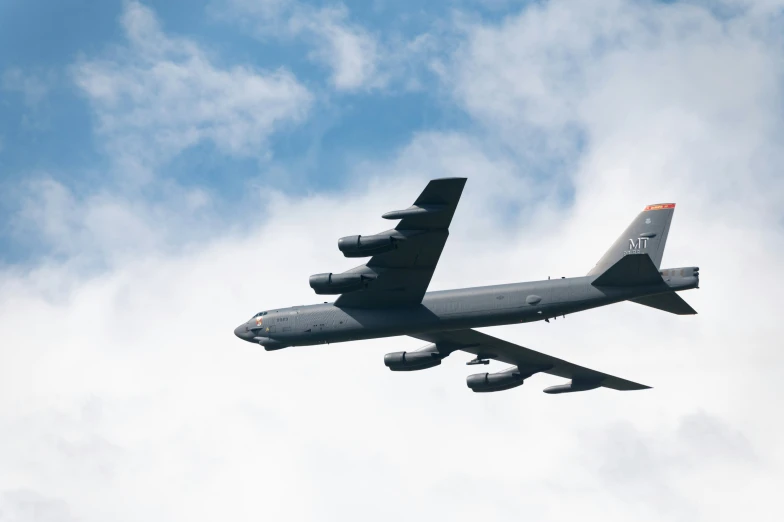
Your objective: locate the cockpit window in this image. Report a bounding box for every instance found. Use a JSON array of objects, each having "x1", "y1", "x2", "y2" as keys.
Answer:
[{"x1": 254, "y1": 311, "x2": 268, "y2": 317}]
